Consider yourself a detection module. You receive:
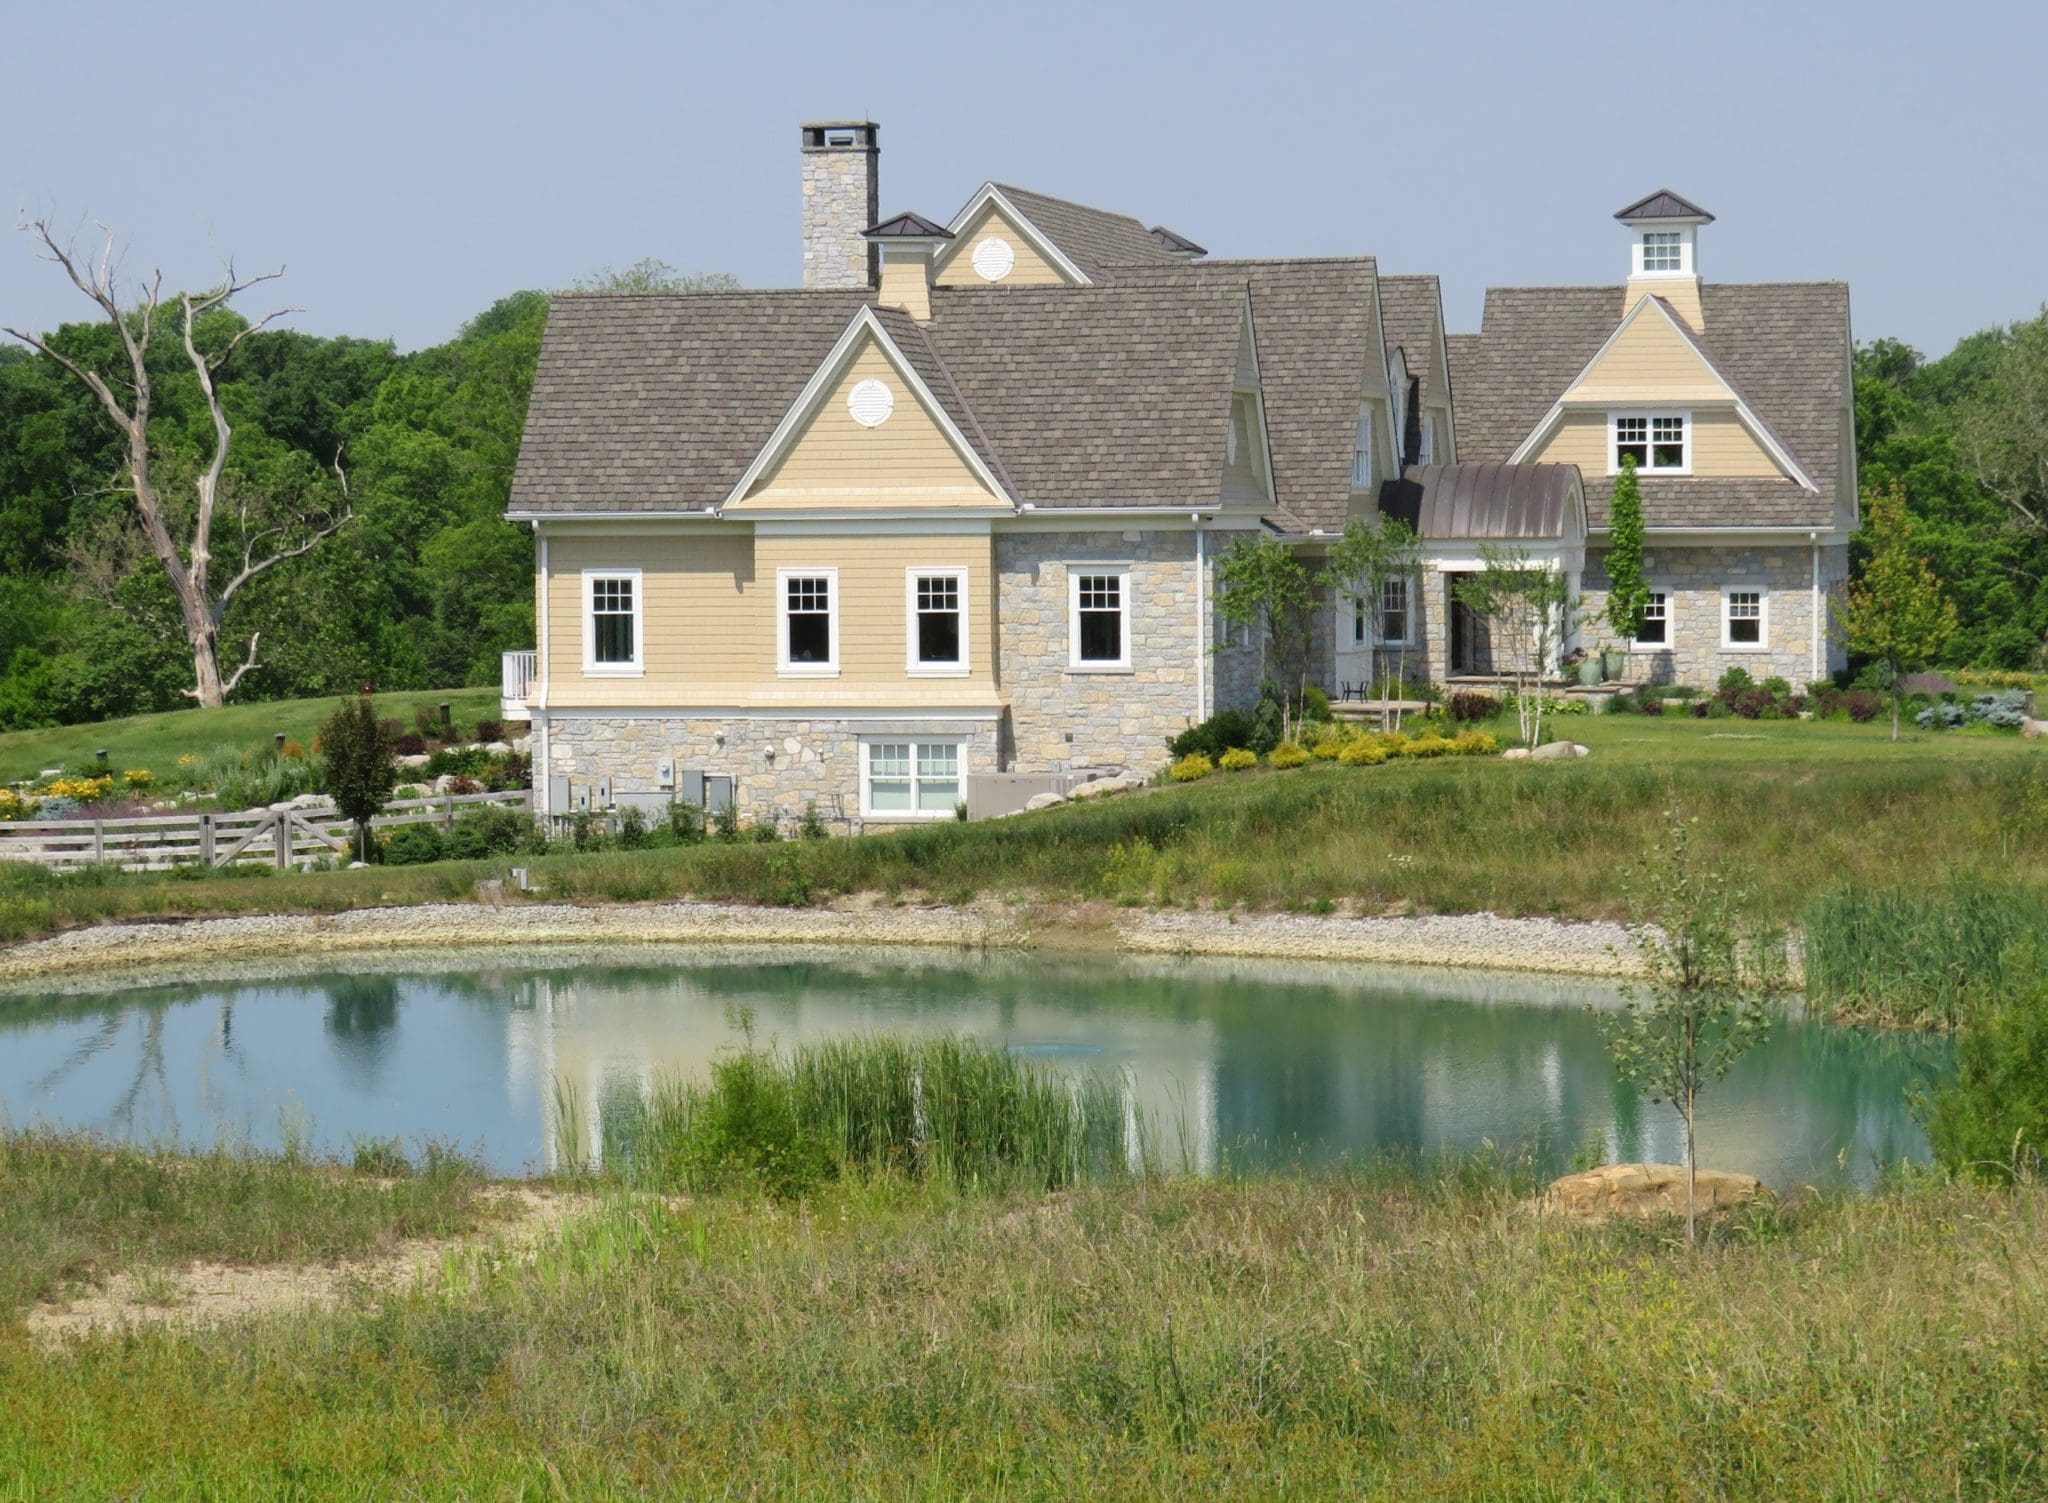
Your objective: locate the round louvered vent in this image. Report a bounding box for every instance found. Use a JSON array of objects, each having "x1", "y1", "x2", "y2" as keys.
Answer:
[
  {"x1": 971, "y1": 236, "x2": 1015, "y2": 282},
  {"x1": 847, "y1": 378, "x2": 894, "y2": 427}
]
